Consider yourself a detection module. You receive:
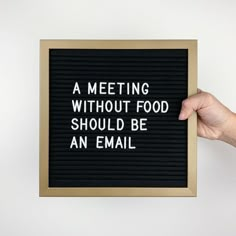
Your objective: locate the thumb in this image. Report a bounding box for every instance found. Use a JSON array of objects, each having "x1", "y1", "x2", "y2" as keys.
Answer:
[{"x1": 178, "y1": 89, "x2": 207, "y2": 120}]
